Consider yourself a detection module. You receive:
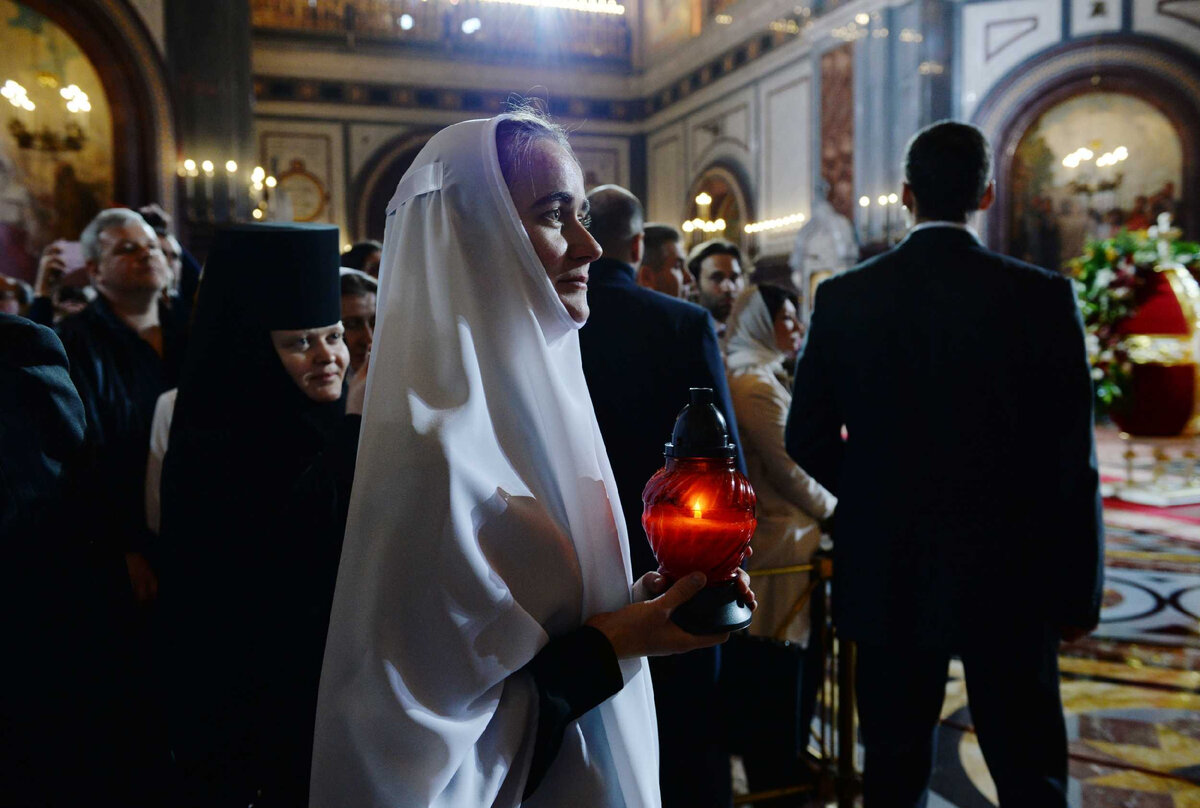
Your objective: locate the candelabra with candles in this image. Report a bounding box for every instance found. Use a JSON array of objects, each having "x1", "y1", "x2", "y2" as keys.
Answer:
[
  {"x1": 178, "y1": 156, "x2": 276, "y2": 223},
  {"x1": 857, "y1": 192, "x2": 902, "y2": 245}
]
